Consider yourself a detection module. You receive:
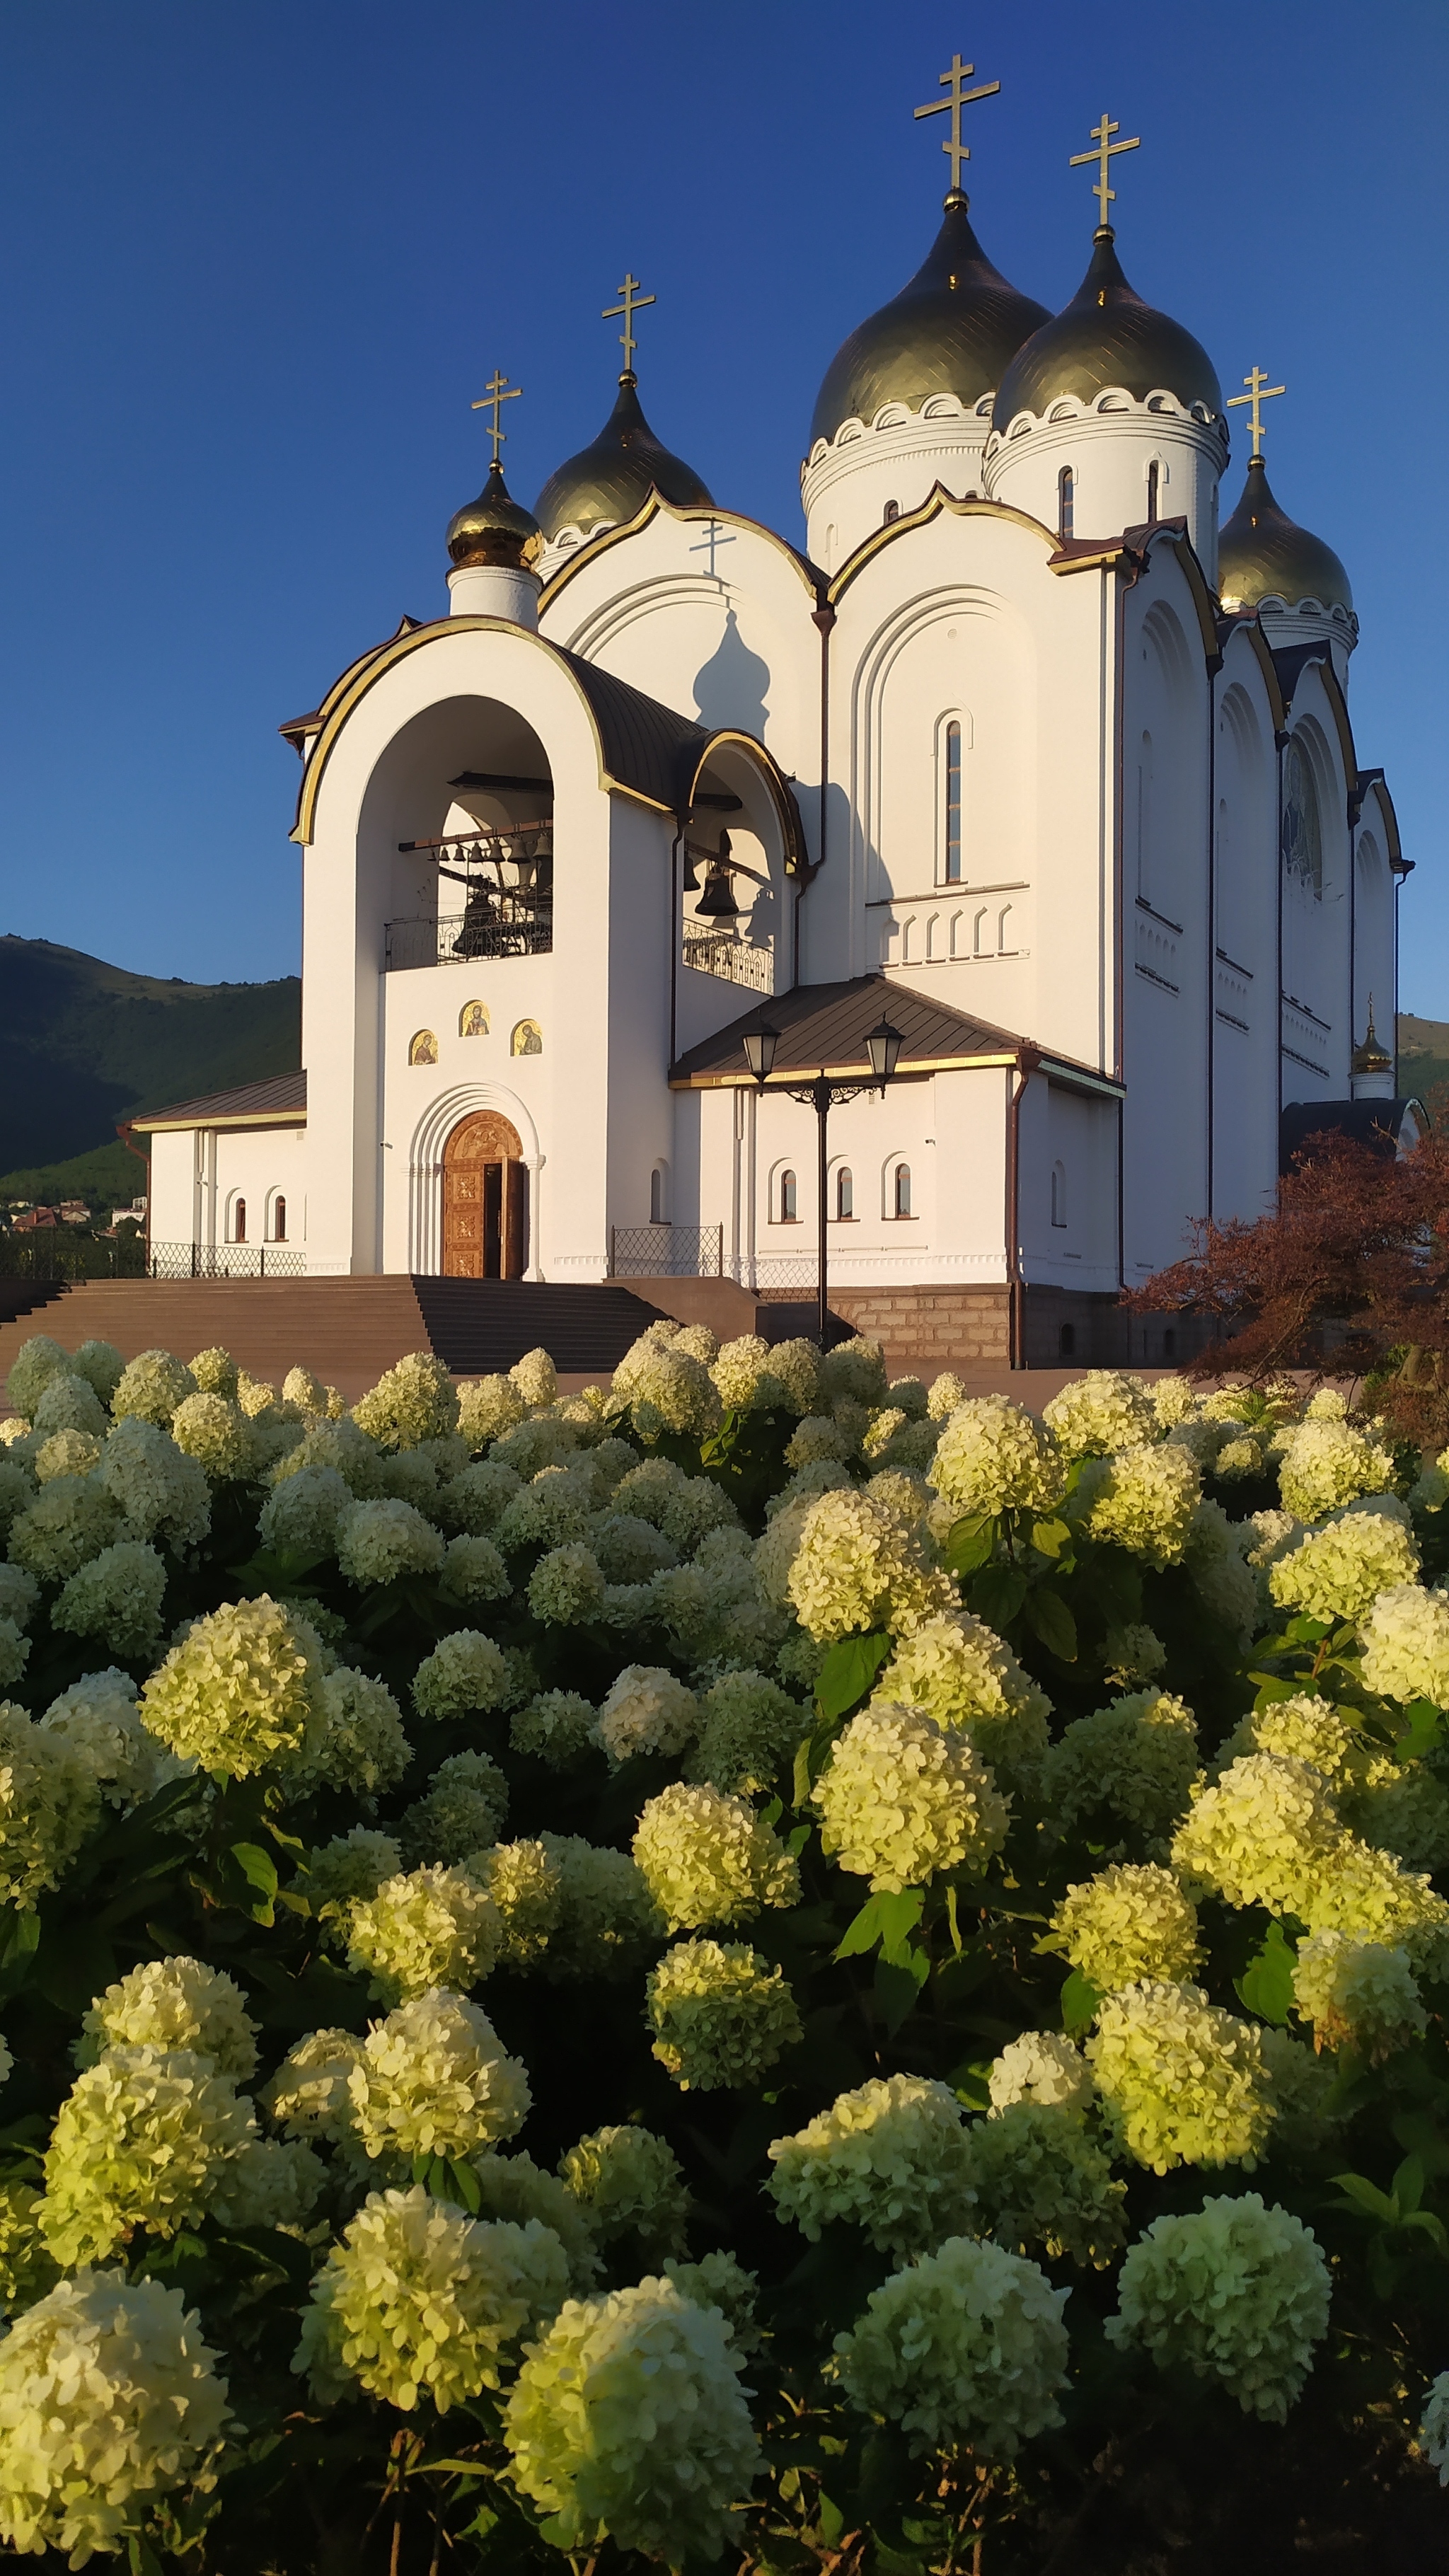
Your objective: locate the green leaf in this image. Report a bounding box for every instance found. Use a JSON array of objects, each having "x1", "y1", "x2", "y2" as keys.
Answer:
[
  {"x1": 1396, "y1": 1701, "x2": 1445, "y2": 1763},
  {"x1": 834, "y1": 1897, "x2": 884, "y2": 1960},
  {"x1": 449, "y1": 2156, "x2": 483, "y2": 2214},
  {"x1": 1401, "y1": 2210, "x2": 1449, "y2": 2252},
  {"x1": 1059, "y1": 1969, "x2": 1101, "y2": 2034},
  {"x1": 814, "y1": 1632, "x2": 893, "y2": 1723},
  {"x1": 229, "y1": 1842, "x2": 279, "y2": 1925},
  {"x1": 1024, "y1": 1586, "x2": 1078, "y2": 1661},
  {"x1": 945, "y1": 1884, "x2": 962, "y2": 1956},
  {"x1": 1332, "y1": 2171, "x2": 1399, "y2": 2224},
  {"x1": 971, "y1": 1564, "x2": 1027, "y2": 1630},
  {"x1": 876, "y1": 1888, "x2": 926, "y2": 1964},
  {"x1": 942, "y1": 1514, "x2": 996, "y2": 1578},
  {"x1": 874, "y1": 1954, "x2": 928, "y2": 2036},
  {"x1": 1391, "y1": 2154, "x2": 1426, "y2": 2215},
  {"x1": 1234, "y1": 1920, "x2": 1297, "y2": 2026},
  {"x1": 1029, "y1": 1516, "x2": 1071, "y2": 1560}
]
